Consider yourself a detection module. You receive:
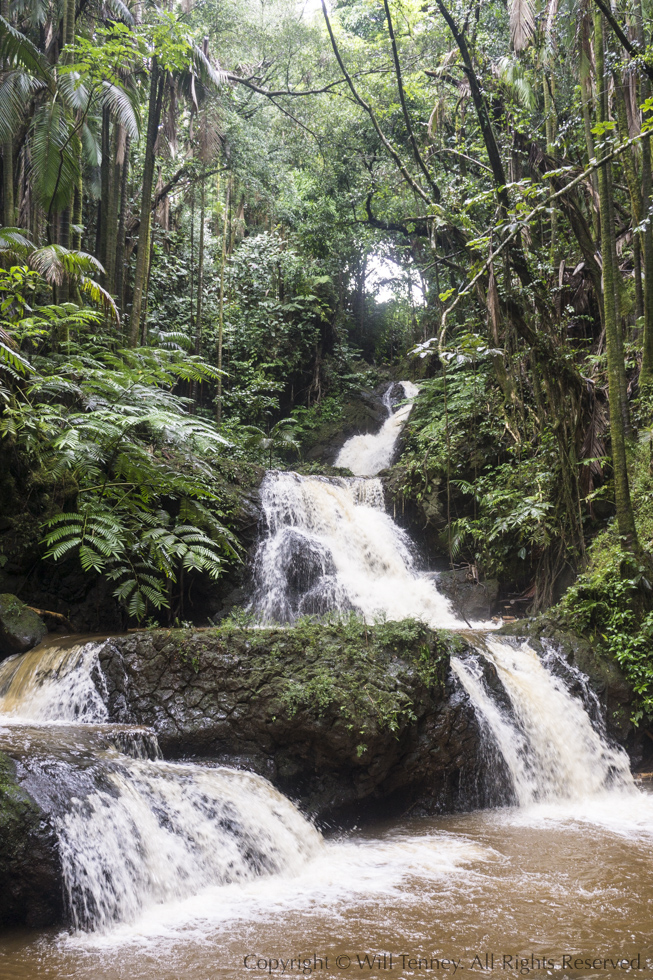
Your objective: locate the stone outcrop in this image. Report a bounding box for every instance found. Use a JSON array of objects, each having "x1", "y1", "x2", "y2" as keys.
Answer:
[
  {"x1": 0, "y1": 594, "x2": 47, "y2": 662},
  {"x1": 433, "y1": 569, "x2": 499, "y2": 623},
  {"x1": 301, "y1": 386, "x2": 389, "y2": 466},
  {"x1": 96, "y1": 622, "x2": 489, "y2": 822}
]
